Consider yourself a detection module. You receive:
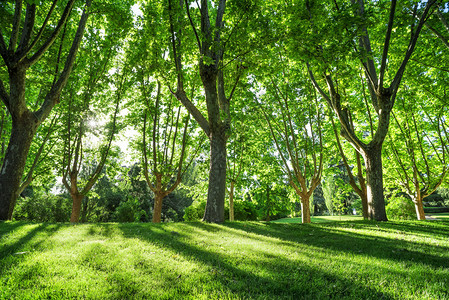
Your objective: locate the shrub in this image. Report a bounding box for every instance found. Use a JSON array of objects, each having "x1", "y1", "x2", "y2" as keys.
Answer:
[
  {"x1": 13, "y1": 193, "x2": 71, "y2": 222},
  {"x1": 183, "y1": 200, "x2": 206, "y2": 221},
  {"x1": 386, "y1": 195, "x2": 416, "y2": 220},
  {"x1": 234, "y1": 200, "x2": 258, "y2": 221},
  {"x1": 114, "y1": 197, "x2": 147, "y2": 222},
  {"x1": 183, "y1": 205, "x2": 199, "y2": 221}
]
